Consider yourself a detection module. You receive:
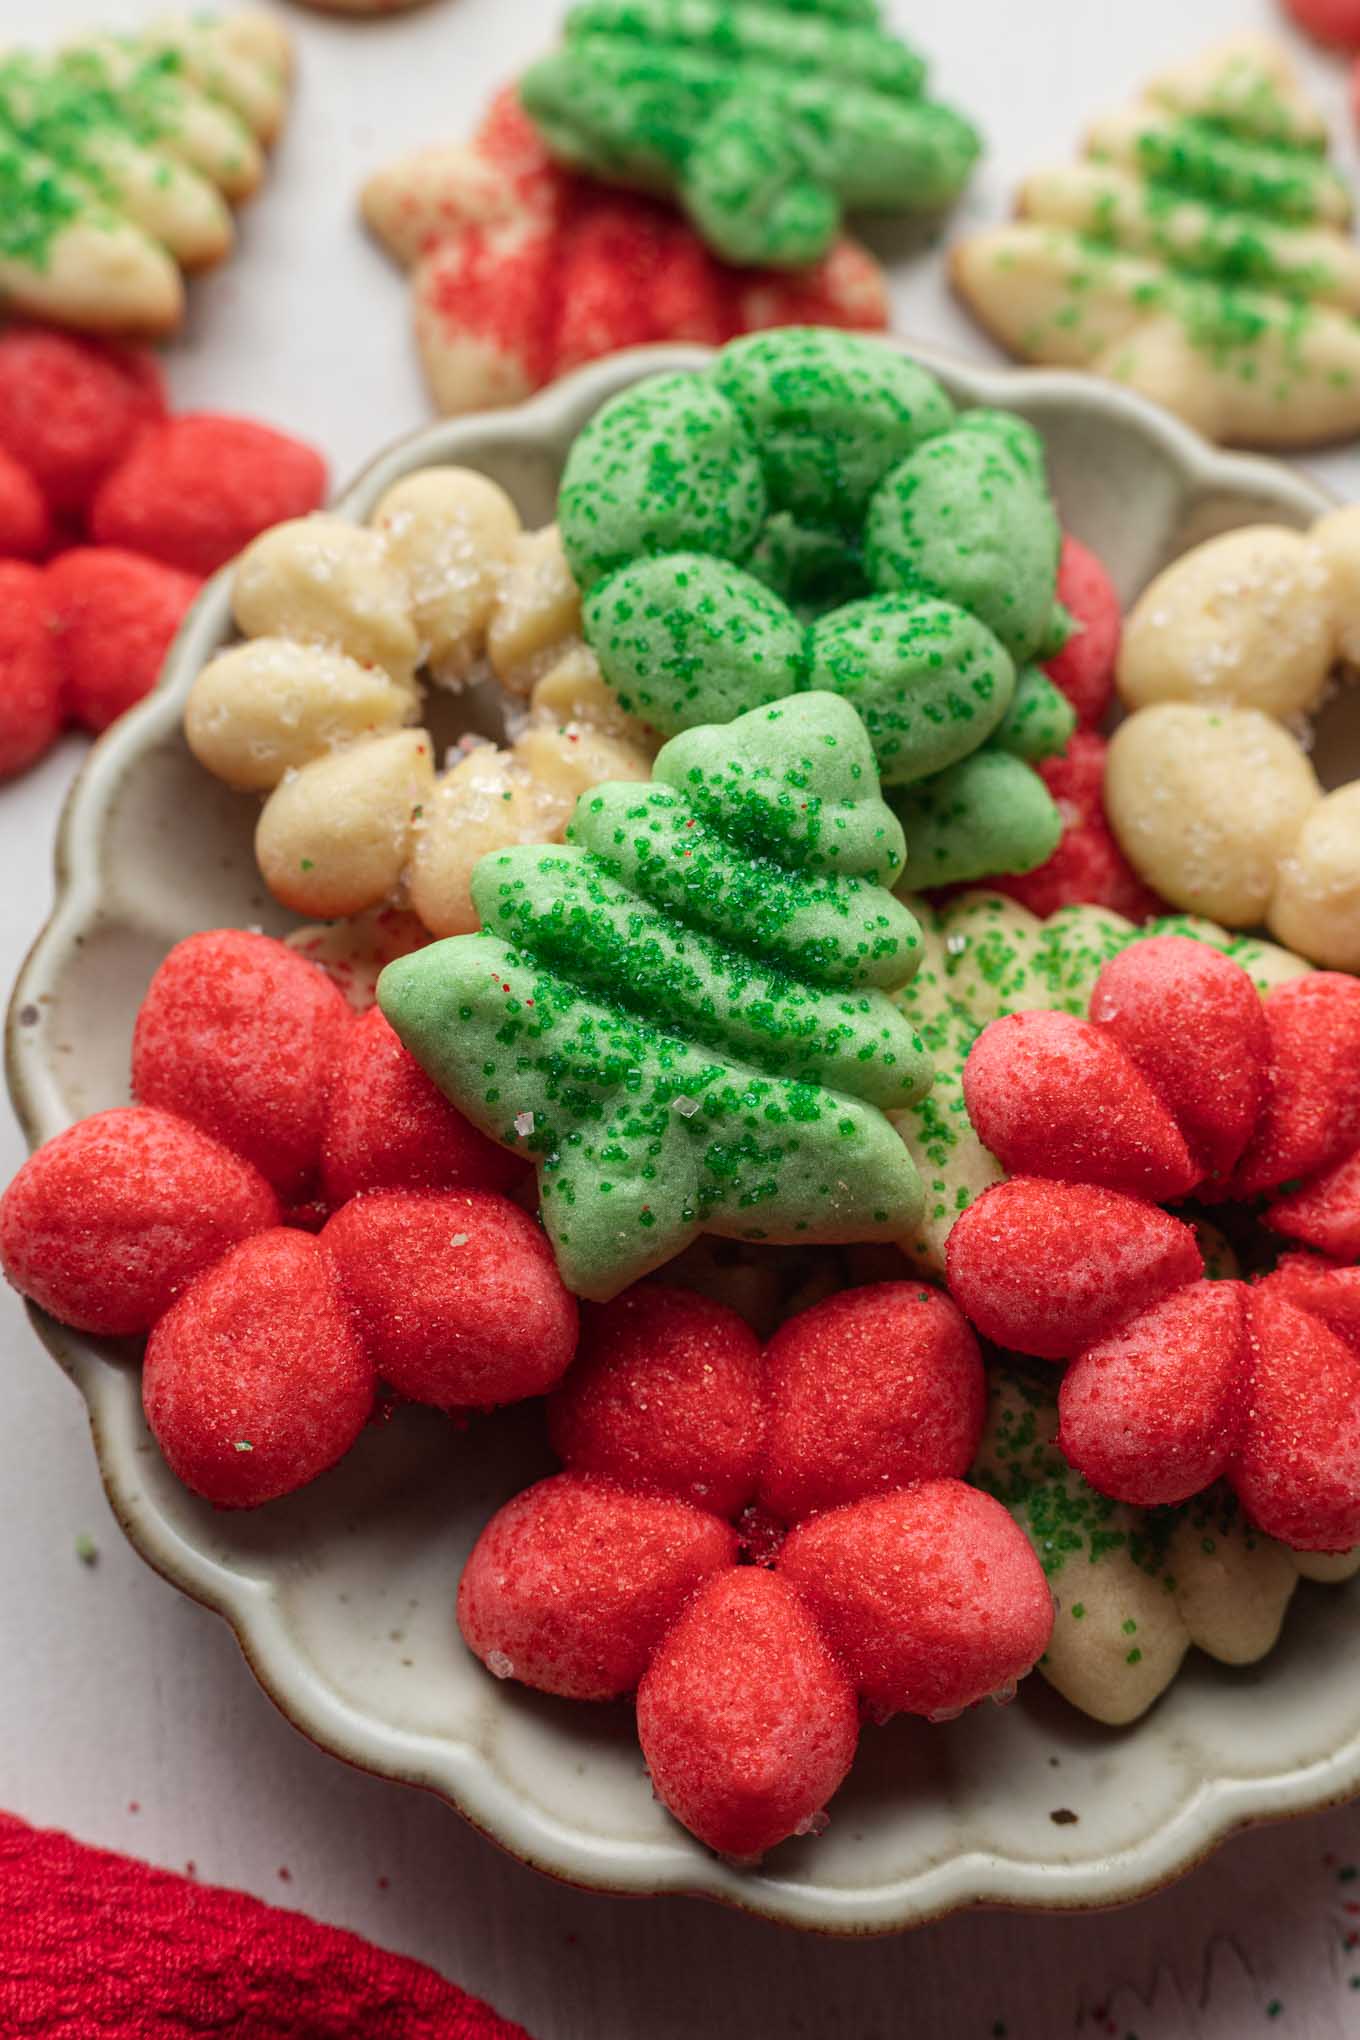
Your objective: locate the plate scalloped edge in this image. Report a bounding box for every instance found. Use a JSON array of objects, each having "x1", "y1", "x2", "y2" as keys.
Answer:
[{"x1": 5, "y1": 342, "x2": 1352, "y2": 1935}]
